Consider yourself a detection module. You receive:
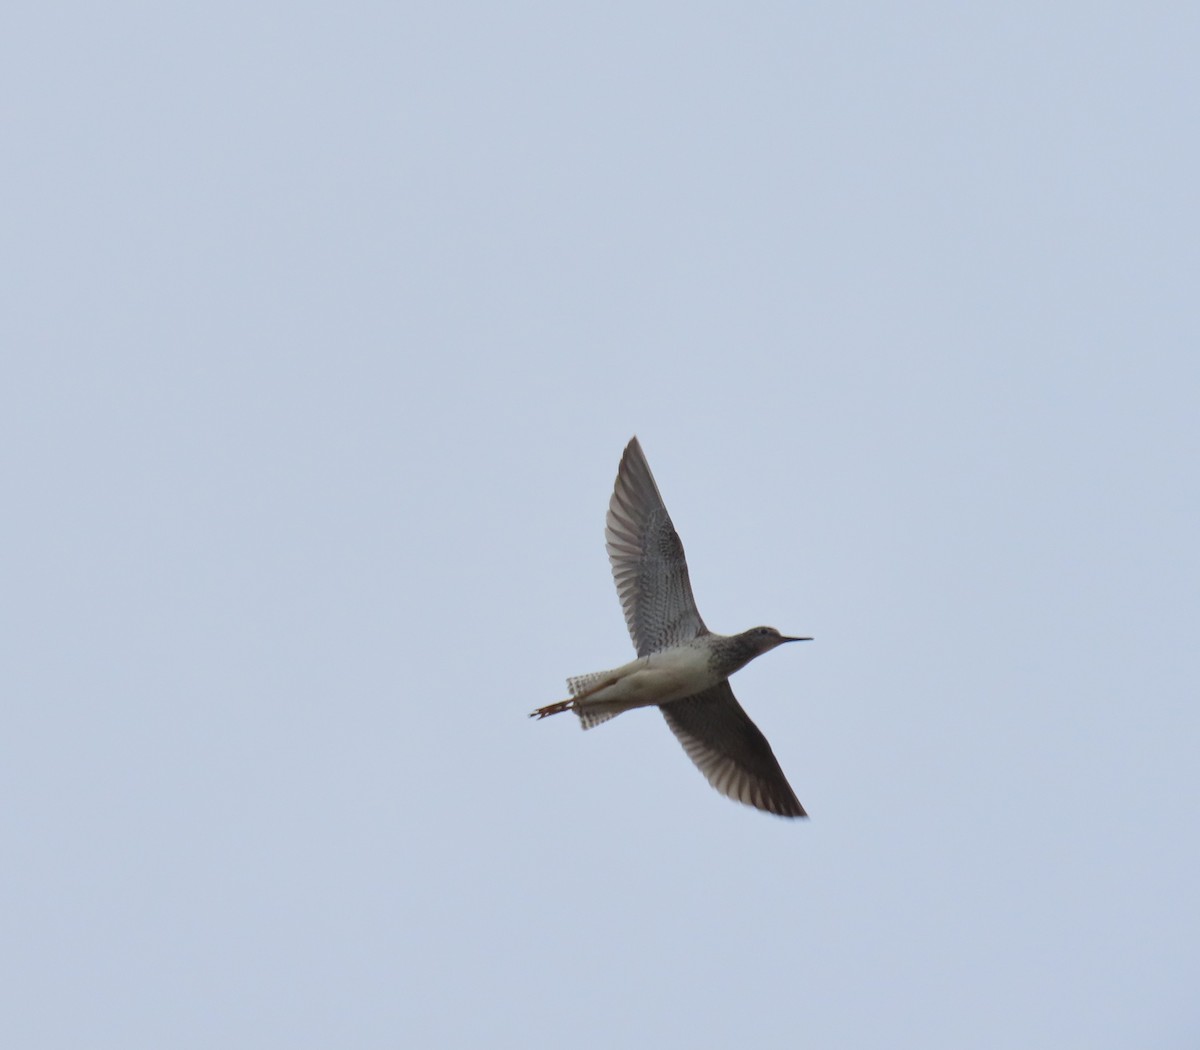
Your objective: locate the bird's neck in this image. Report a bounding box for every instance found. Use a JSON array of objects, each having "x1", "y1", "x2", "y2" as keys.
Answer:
[{"x1": 706, "y1": 632, "x2": 764, "y2": 677}]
